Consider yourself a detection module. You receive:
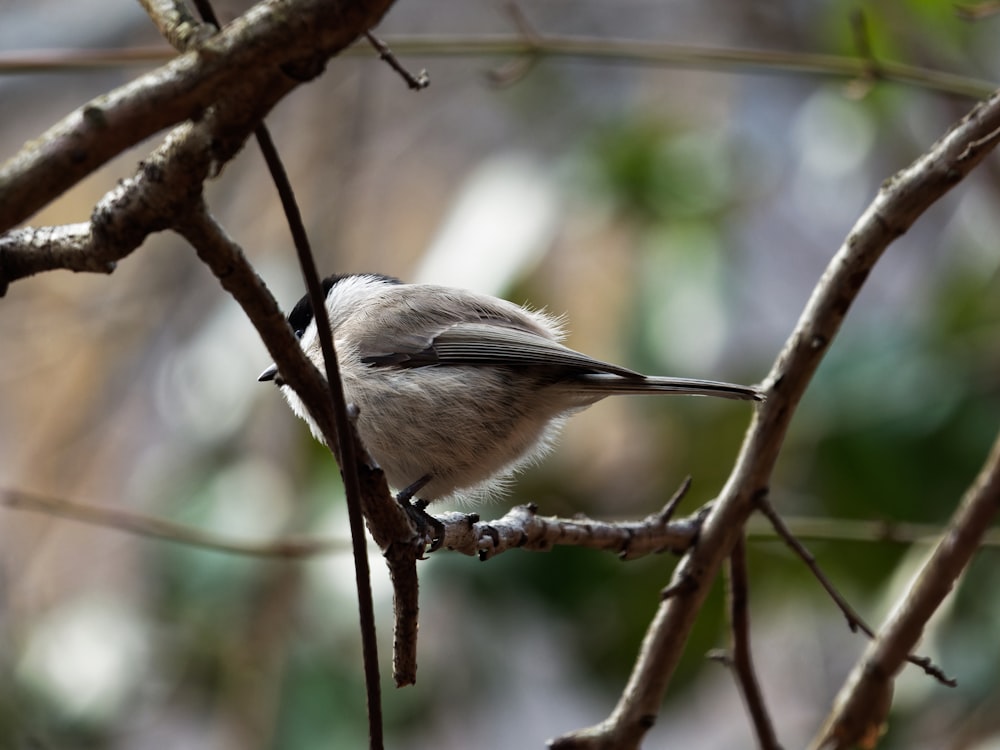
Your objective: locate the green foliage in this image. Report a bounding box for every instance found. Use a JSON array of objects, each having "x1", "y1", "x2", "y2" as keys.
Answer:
[
  {"x1": 581, "y1": 119, "x2": 736, "y2": 224},
  {"x1": 819, "y1": 0, "x2": 976, "y2": 68}
]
